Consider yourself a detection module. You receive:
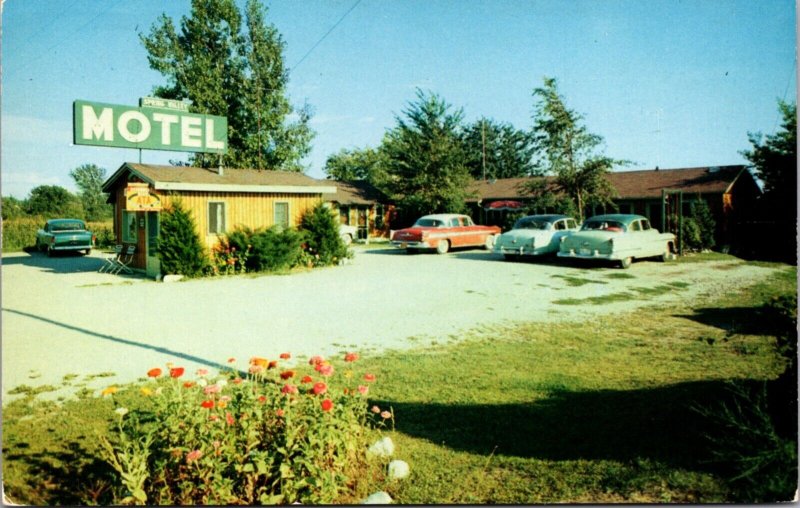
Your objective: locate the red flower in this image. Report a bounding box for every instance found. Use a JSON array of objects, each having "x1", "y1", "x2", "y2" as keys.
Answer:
[
  {"x1": 321, "y1": 399, "x2": 334, "y2": 412},
  {"x1": 268, "y1": 360, "x2": 278, "y2": 370},
  {"x1": 258, "y1": 395, "x2": 267, "y2": 403},
  {"x1": 280, "y1": 370, "x2": 296, "y2": 380},
  {"x1": 280, "y1": 352, "x2": 291, "y2": 360},
  {"x1": 147, "y1": 368, "x2": 162, "y2": 378},
  {"x1": 300, "y1": 375, "x2": 313, "y2": 384},
  {"x1": 312, "y1": 382, "x2": 327, "y2": 395},
  {"x1": 169, "y1": 367, "x2": 185, "y2": 378},
  {"x1": 344, "y1": 352, "x2": 359, "y2": 362},
  {"x1": 281, "y1": 384, "x2": 298, "y2": 395},
  {"x1": 363, "y1": 373, "x2": 376, "y2": 383},
  {"x1": 201, "y1": 400, "x2": 214, "y2": 409}
]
